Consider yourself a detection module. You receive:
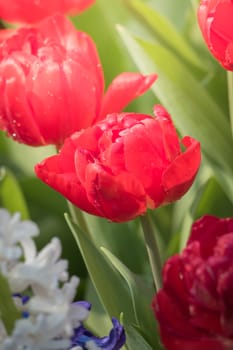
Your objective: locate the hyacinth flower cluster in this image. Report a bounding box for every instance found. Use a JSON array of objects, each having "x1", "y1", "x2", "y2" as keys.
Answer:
[{"x1": 0, "y1": 208, "x2": 125, "y2": 350}]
